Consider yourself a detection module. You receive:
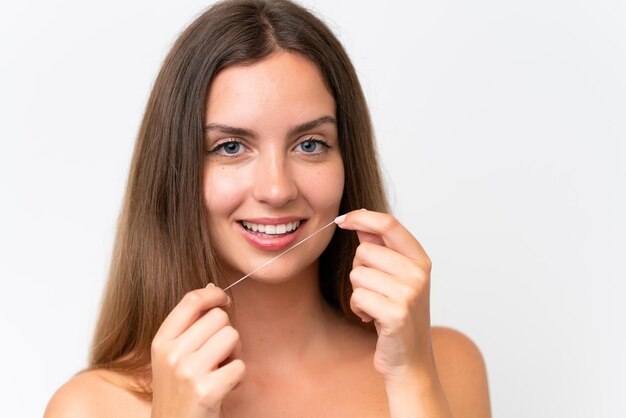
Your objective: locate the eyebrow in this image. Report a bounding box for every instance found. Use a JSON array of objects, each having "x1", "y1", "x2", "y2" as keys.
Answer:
[{"x1": 203, "y1": 115, "x2": 337, "y2": 139}]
